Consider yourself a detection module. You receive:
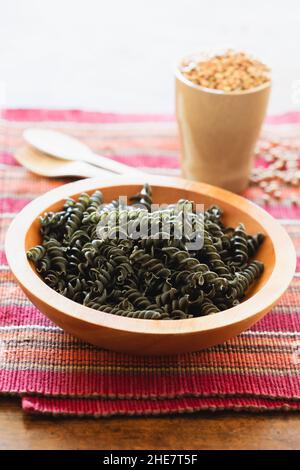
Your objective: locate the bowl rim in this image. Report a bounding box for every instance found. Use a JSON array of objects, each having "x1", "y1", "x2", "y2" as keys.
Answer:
[{"x1": 5, "y1": 175, "x2": 296, "y2": 336}]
